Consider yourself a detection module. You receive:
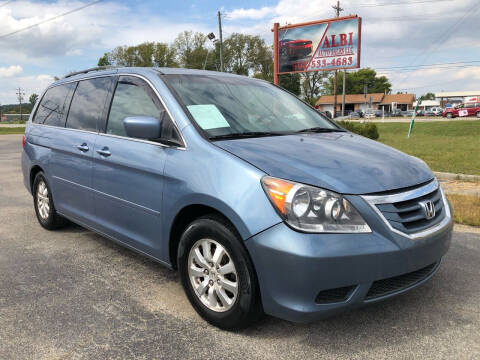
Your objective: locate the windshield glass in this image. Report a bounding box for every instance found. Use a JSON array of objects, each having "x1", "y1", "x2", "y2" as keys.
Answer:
[{"x1": 164, "y1": 74, "x2": 338, "y2": 139}]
